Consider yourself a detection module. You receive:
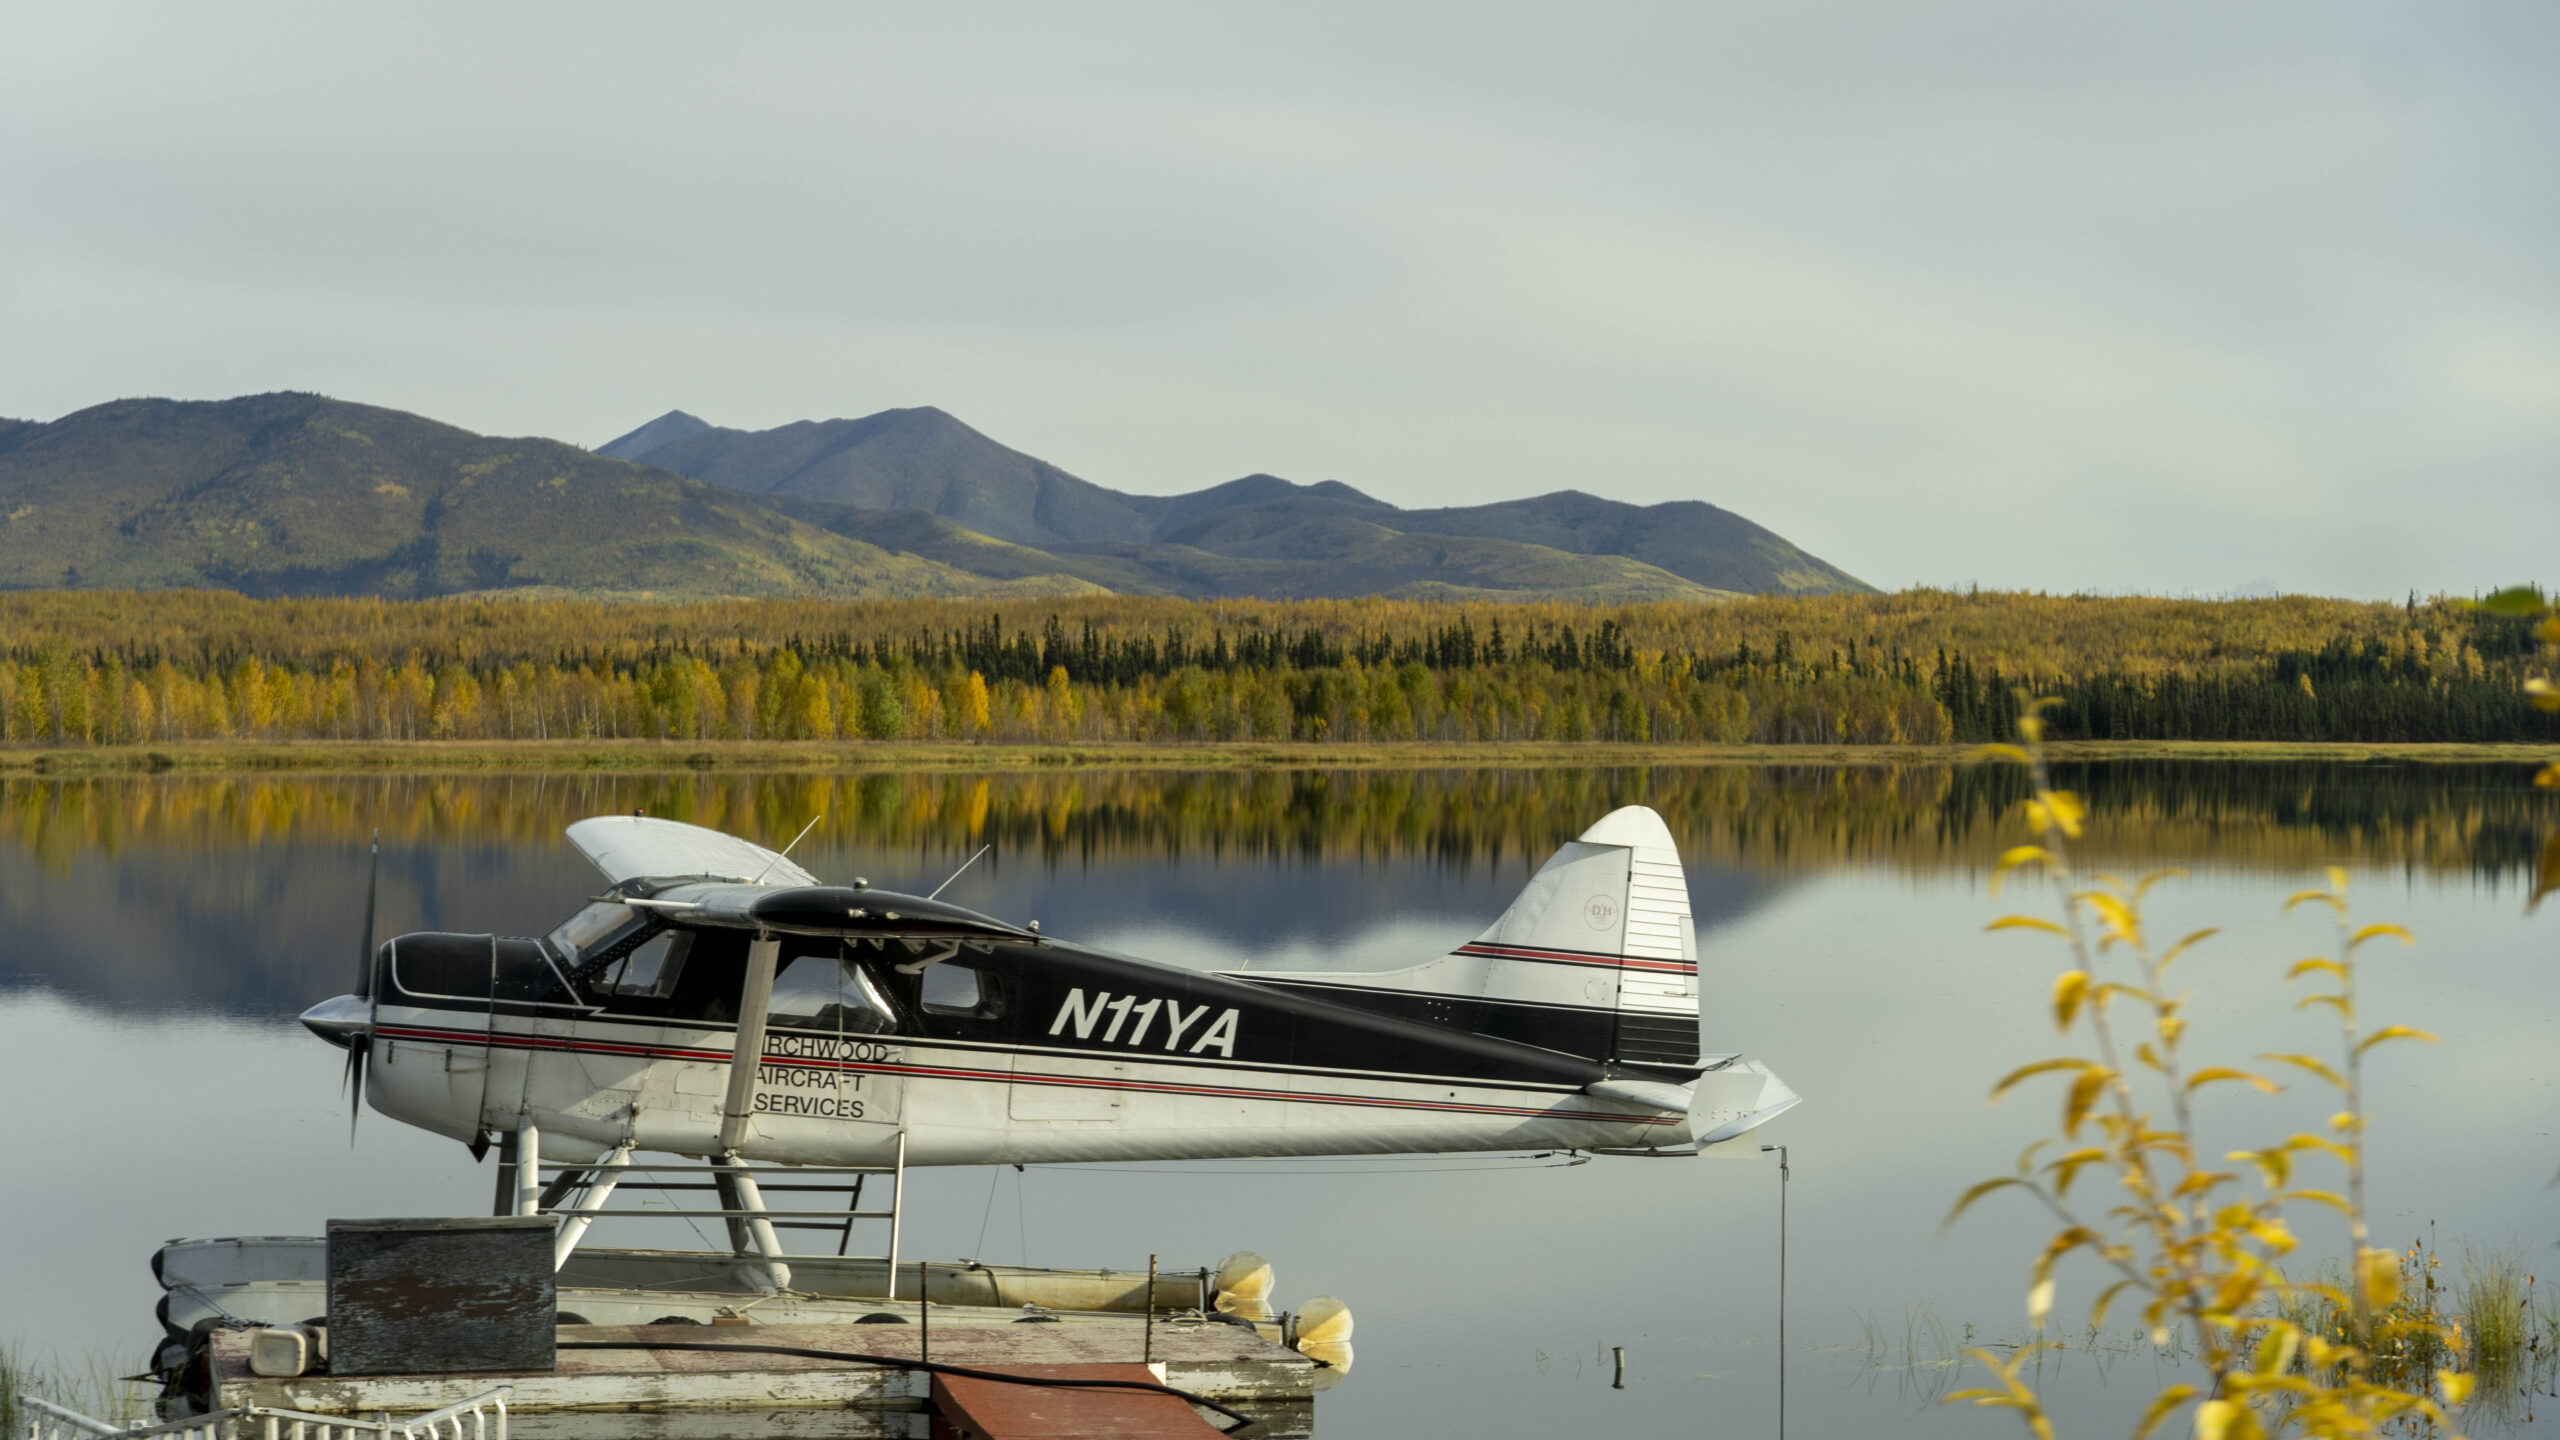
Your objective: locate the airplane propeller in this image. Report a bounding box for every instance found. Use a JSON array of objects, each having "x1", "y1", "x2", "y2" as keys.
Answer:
[{"x1": 343, "y1": 830, "x2": 380, "y2": 1145}]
